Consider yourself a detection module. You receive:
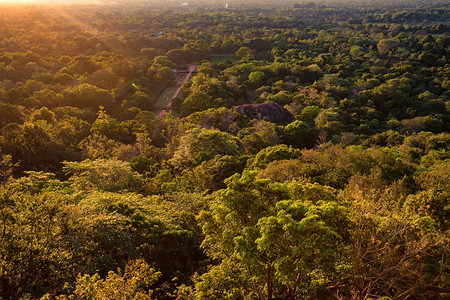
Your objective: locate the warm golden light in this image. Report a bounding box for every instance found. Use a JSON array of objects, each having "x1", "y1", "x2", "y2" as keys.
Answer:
[
  {"x1": 0, "y1": 0, "x2": 51, "y2": 3},
  {"x1": 0, "y1": 0, "x2": 103, "y2": 4}
]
